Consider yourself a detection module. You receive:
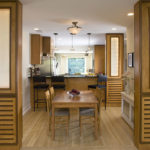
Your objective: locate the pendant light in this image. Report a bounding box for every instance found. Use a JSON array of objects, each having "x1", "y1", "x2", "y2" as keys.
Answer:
[
  {"x1": 87, "y1": 33, "x2": 91, "y2": 51},
  {"x1": 54, "y1": 33, "x2": 58, "y2": 50},
  {"x1": 70, "y1": 33, "x2": 75, "y2": 51},
  {"x1": 67, "y1": 22, "x2": 82, "y2": 35},
  {"x1": 85, "y1": 33, "x2": 91, "y2": 56}
]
